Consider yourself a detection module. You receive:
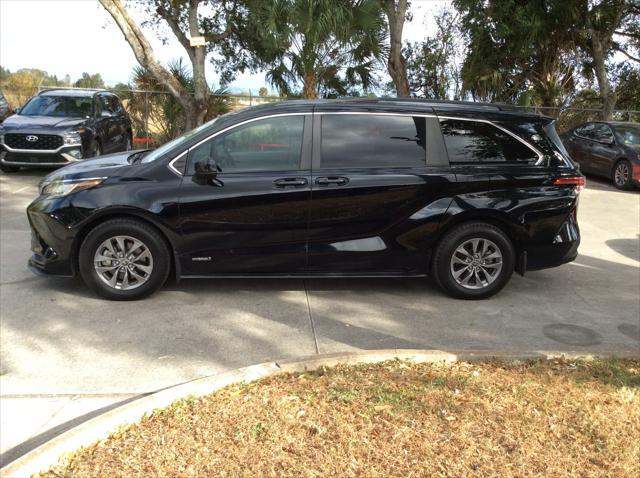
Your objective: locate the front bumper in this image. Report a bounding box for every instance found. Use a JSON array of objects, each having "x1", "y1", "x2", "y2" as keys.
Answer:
[
  {"x1": 27, "y1": 198, "x2": 78, "y2": 277},
  {"x1": 1, "y1": 145, "x2": 85, "y2": 167}
]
